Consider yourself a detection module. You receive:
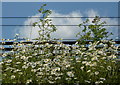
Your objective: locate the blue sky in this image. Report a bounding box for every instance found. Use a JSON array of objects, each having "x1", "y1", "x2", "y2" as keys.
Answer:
[
  {"x1": 1, "y1": 0, "x2": 120, "y2": 2},
  {"x1": 2, "y1": 2, "x2": 118, "y2": 39}
]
